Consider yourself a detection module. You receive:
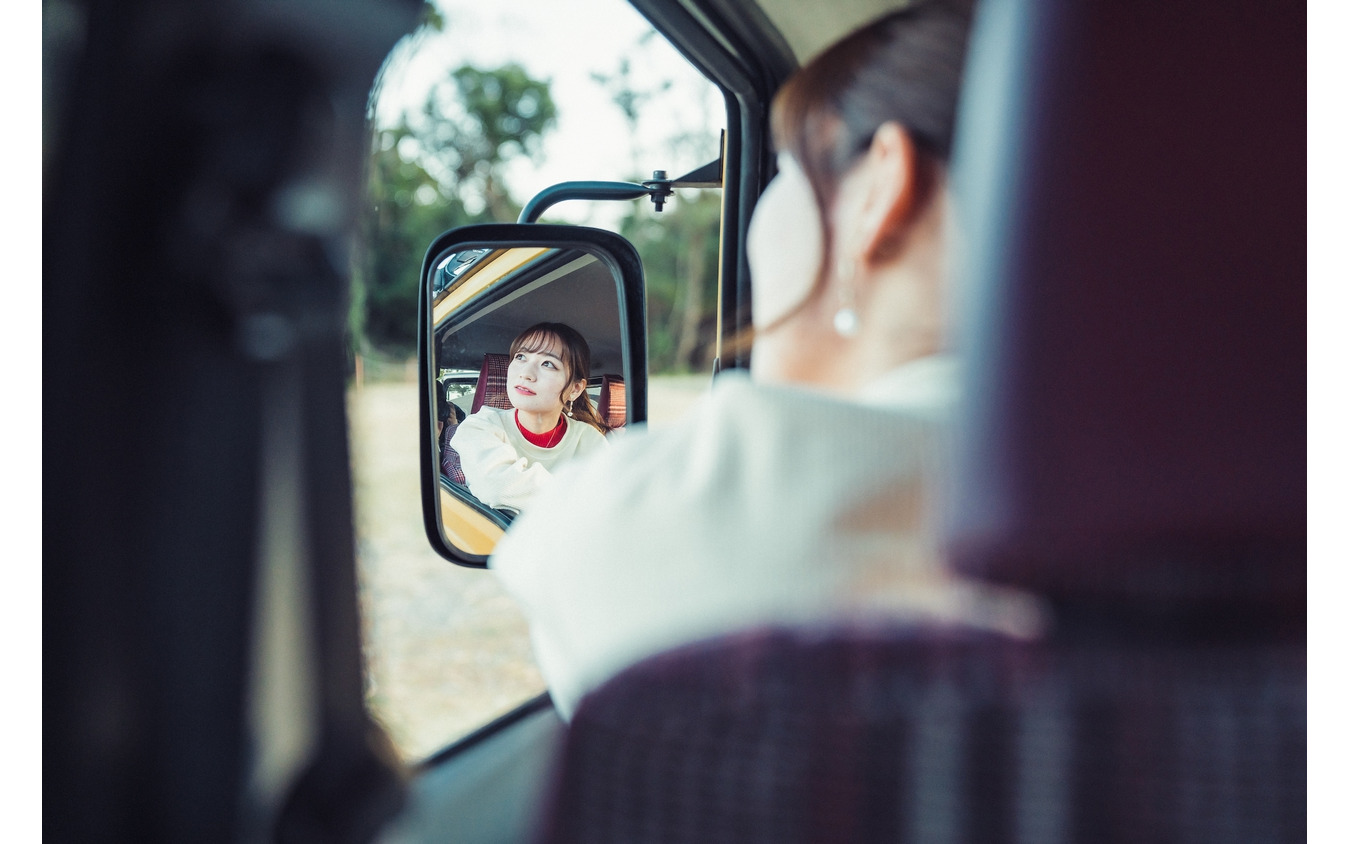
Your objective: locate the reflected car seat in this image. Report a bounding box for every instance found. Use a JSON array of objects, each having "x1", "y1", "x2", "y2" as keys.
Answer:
[
  {"x1": 597, "y1": 374, "x2": 625, "y2": 432},
  {"x1": 443, "y1": 353, "x2": 513, "y2": 485},
  {"x1": 471, "y1": 352, "x2": 514, "y2": 414},
  {"x1": 440, "y1": 424, "x2": 465, "y2": 485}
]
